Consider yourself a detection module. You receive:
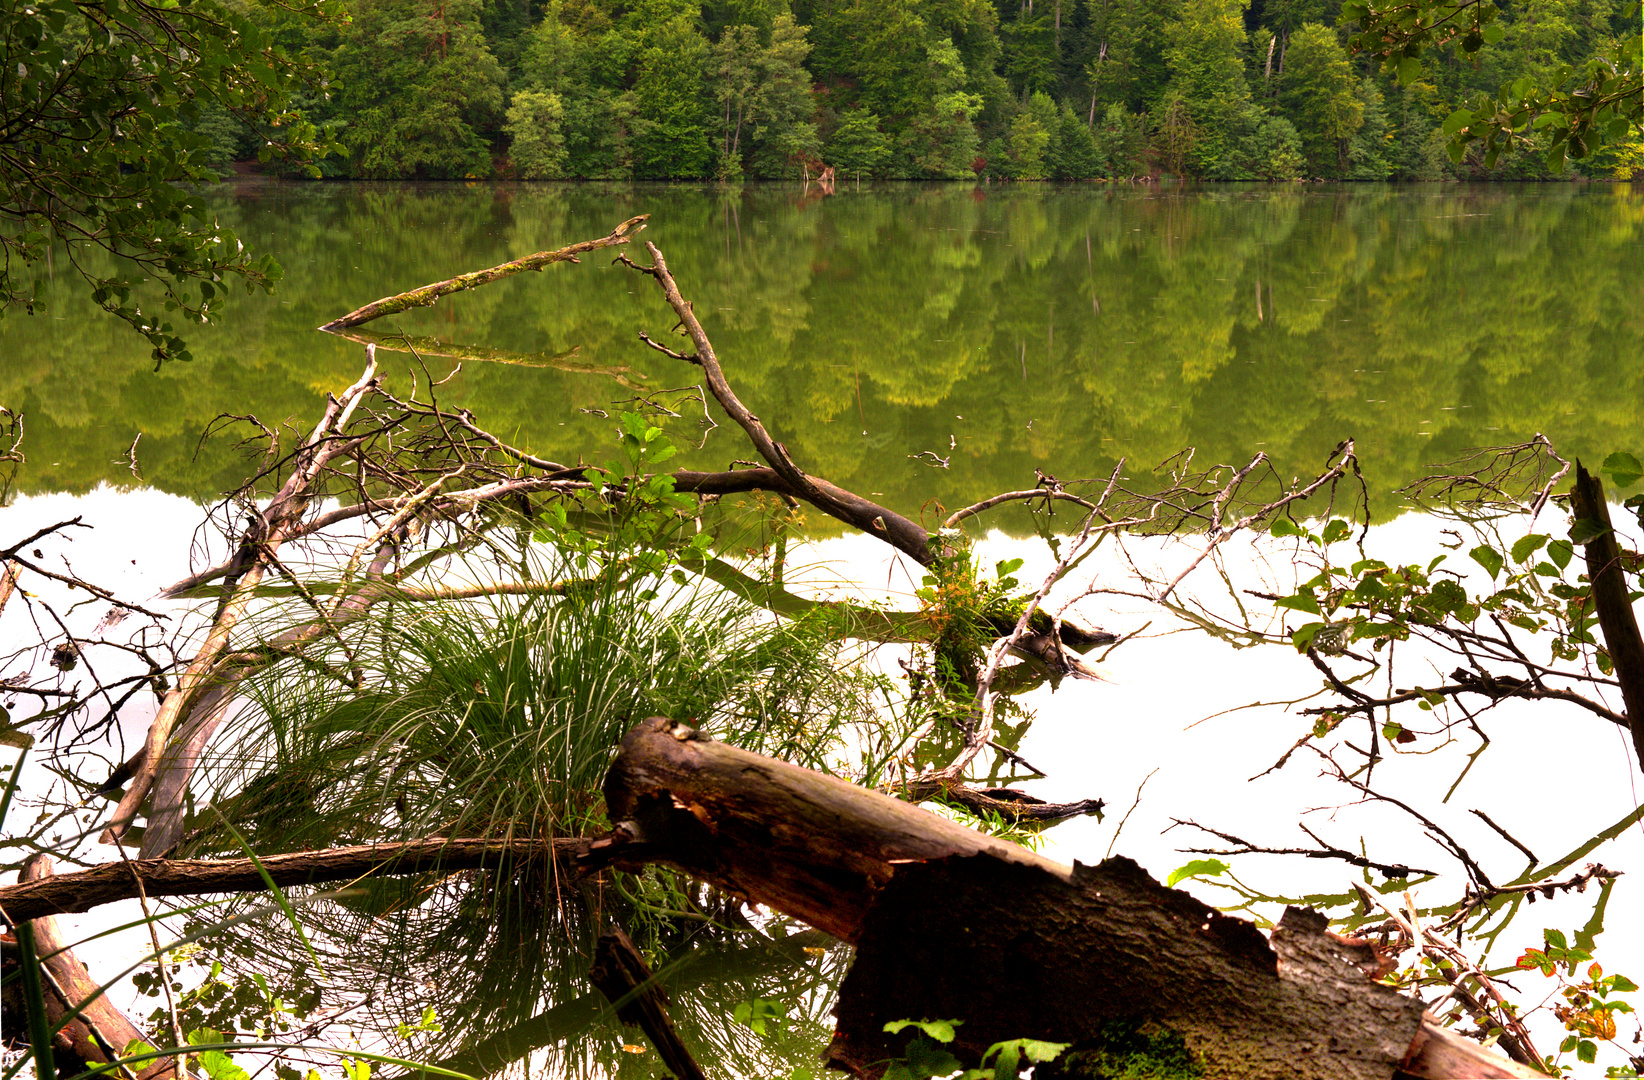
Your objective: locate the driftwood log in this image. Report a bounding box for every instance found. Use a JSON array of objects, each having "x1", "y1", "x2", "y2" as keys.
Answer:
[
  {"x1": 0, "y1": 856, "x2": 175, "y2": 1079},
  {"x1": 588, "y1": 717, "x2": 1546, "y2": 1080}
]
